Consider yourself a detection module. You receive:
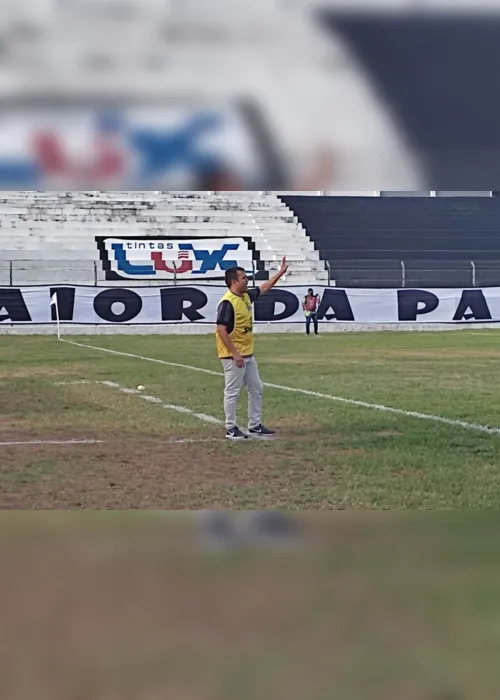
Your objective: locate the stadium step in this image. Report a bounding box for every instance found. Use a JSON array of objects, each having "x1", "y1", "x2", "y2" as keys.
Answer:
[{"x1": 1, "y1": 192, "x2": 327, "y2": 285}]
